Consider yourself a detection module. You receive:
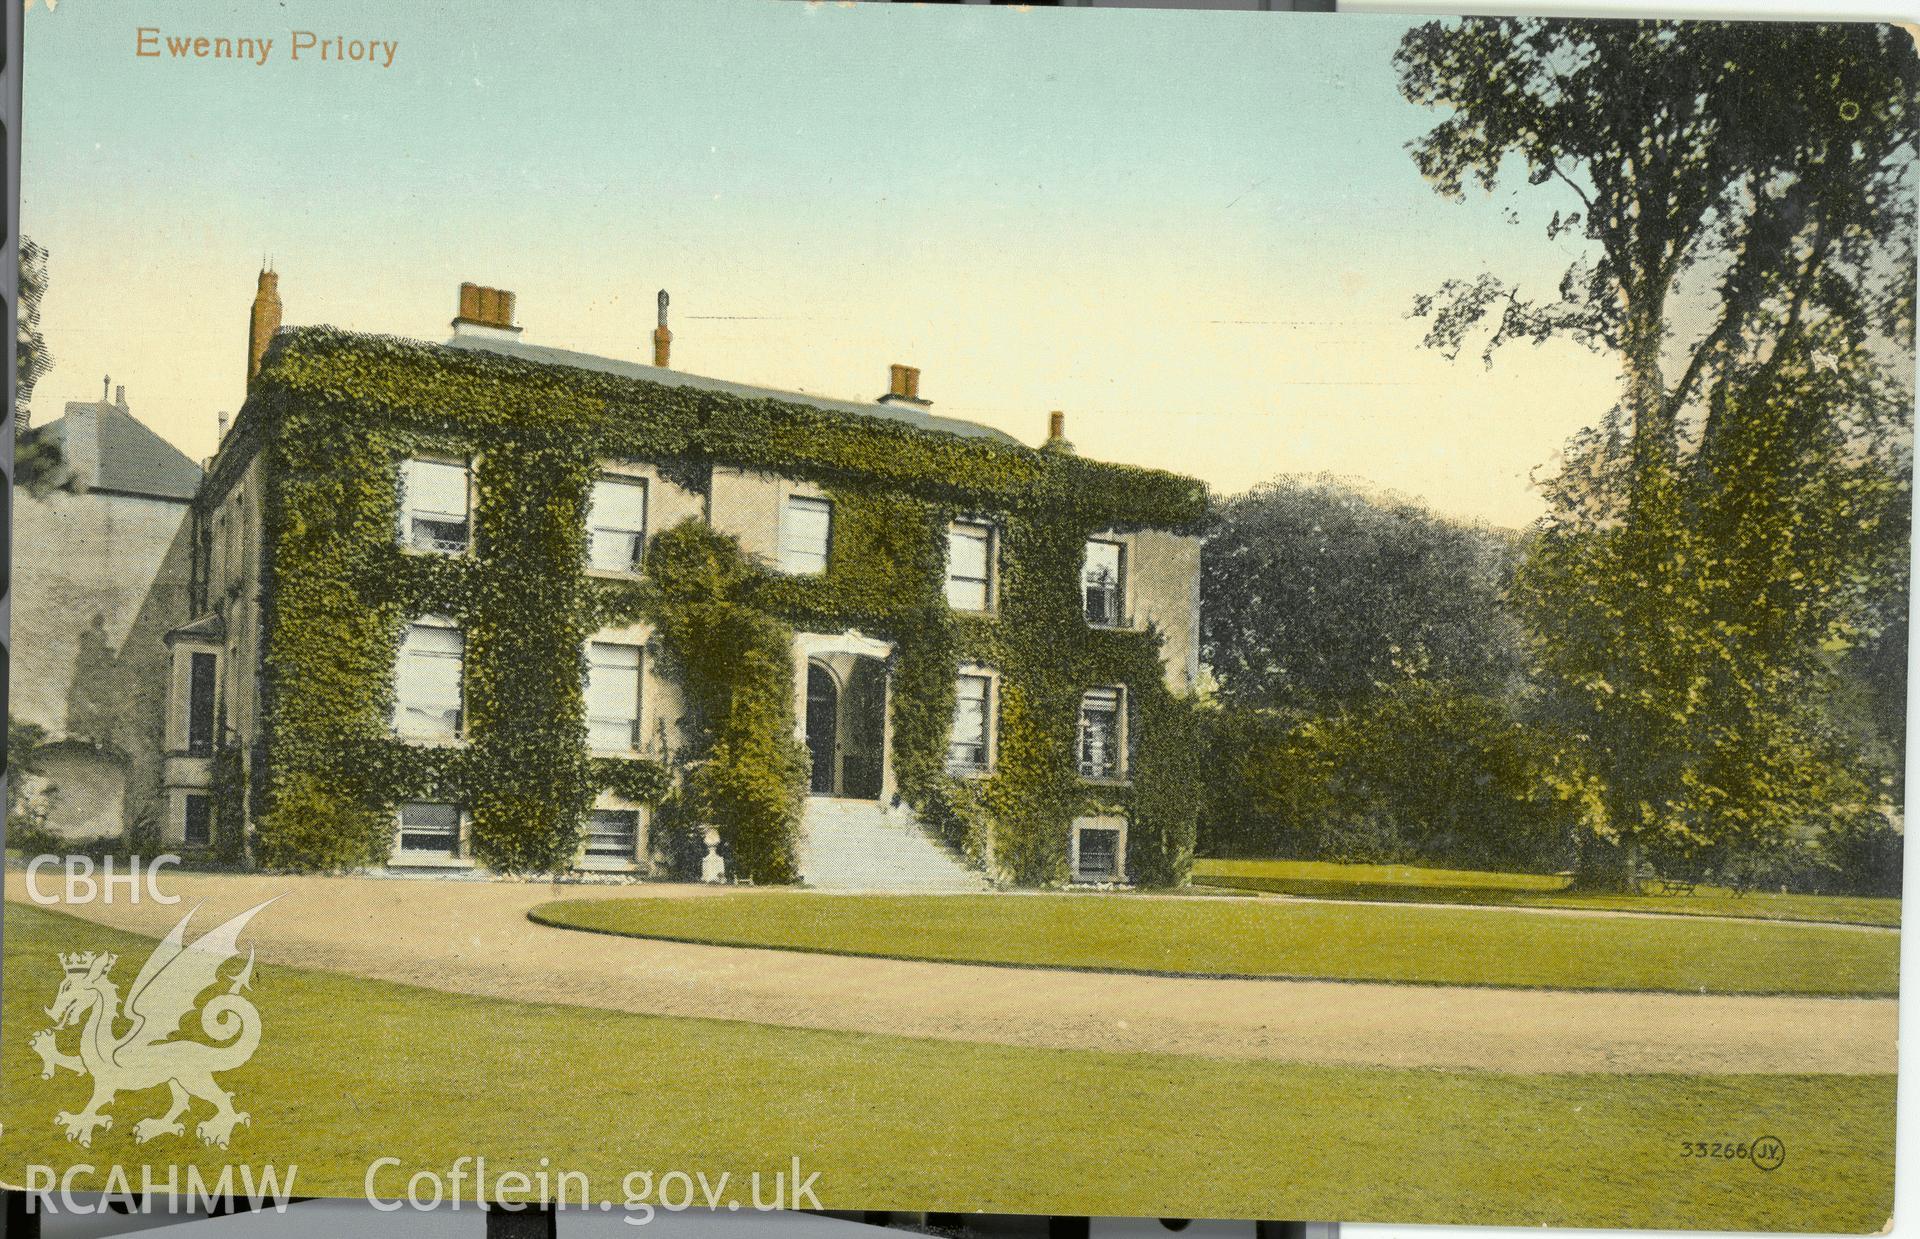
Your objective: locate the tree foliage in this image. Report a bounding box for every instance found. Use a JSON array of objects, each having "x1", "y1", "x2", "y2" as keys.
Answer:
[
  {"x1": 1198, "y1": 682, "x2": 1598, "y2": 874},
  {"x1": 16, "y1": 236, "x2": 50, "y2": 423},
  {"x1": 14, "y1": 236, "x2": 64, "y2": 492},
  {"x1": 1202, "y1": 476, "x2": 1523, "y2": 712}
]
